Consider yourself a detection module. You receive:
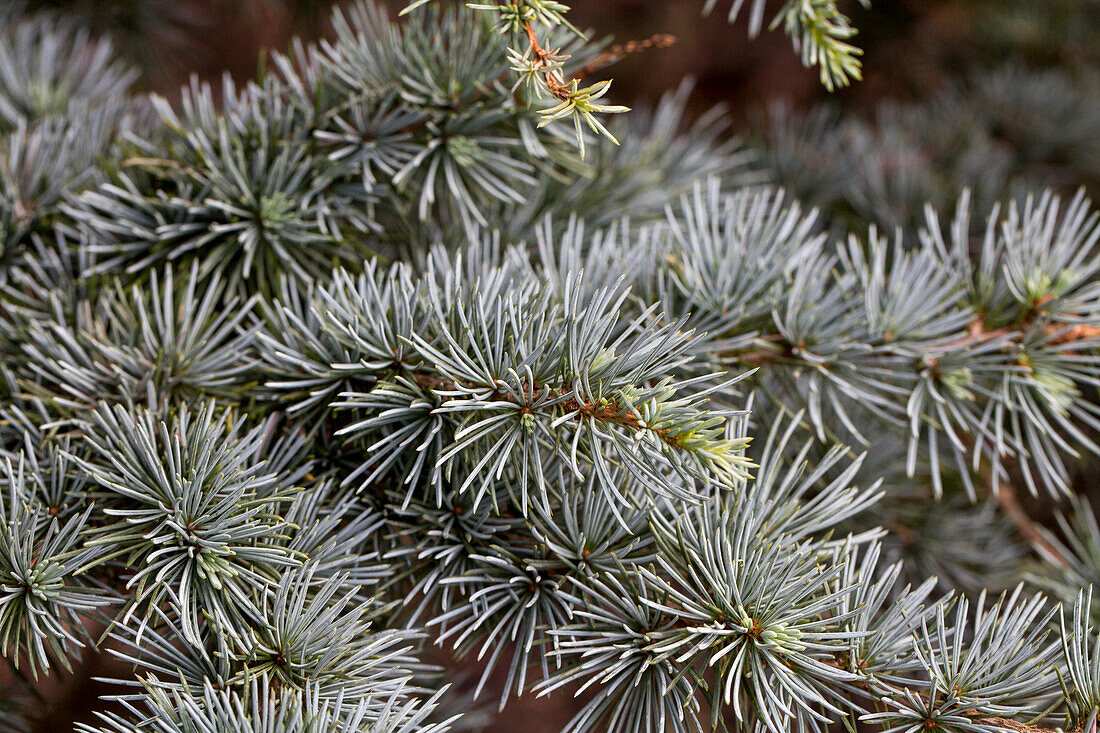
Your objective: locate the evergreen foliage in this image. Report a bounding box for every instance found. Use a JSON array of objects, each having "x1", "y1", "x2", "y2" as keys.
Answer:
[{"x1": 1, "y1": 2, "x2": 1100, "y2": 732}]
